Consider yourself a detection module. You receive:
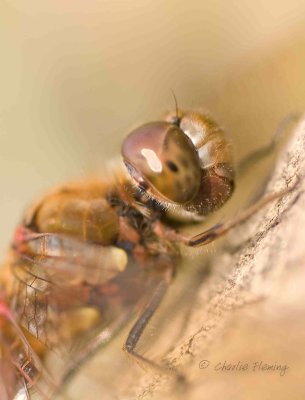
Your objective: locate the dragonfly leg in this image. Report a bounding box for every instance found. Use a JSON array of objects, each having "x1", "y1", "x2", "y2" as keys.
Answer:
[
  {"x1": 123, "y1": 280, "x2": 185, "y2": 382},
  {"x1": 237, "y1": 113, "x2": 300, "y2": 176},
  {"x1": 187, "y1": 177, "x2": 299, "y2": 247},
  {"x1": 60, "y1": 311, "x2": 133, "y2": 391}
]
